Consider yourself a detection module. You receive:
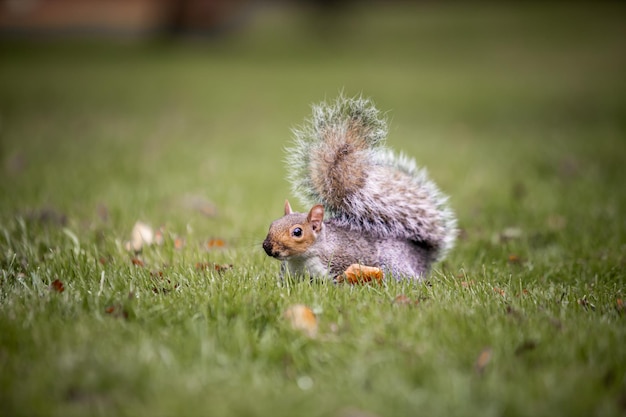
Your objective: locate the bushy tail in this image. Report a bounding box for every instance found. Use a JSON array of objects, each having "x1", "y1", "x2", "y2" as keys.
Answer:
[{"x1": 287, "y1": 94, "x2": 456, "y2": 260}]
